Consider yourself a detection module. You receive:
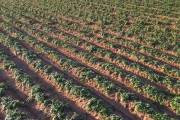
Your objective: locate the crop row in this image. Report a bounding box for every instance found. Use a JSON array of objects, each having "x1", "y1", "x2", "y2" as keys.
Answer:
[
  {"x1": 0, "y1": 14, "x2": 178, "y2": 119},
  {"x1": 1, "y1": 4, "x2": 179, "y2": 76},
  {"x1": 4, "y1": 0, "x2": 179, "y2": 56},
  {"x1": 0, "y1": 28, "x2": 125, "y2": 119},
  {"x1": 0, "y1": 49, "x2": 87, "y2": 120},
  {"x1": 0, "y1": 81, "x2": 30, "y2": 120},
  {"x1": 2, "y1": 9, "x2": 179, "y2": 106},
  {"x1": 1, "y1": 6, "x2": 179, "y2": 94}
]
